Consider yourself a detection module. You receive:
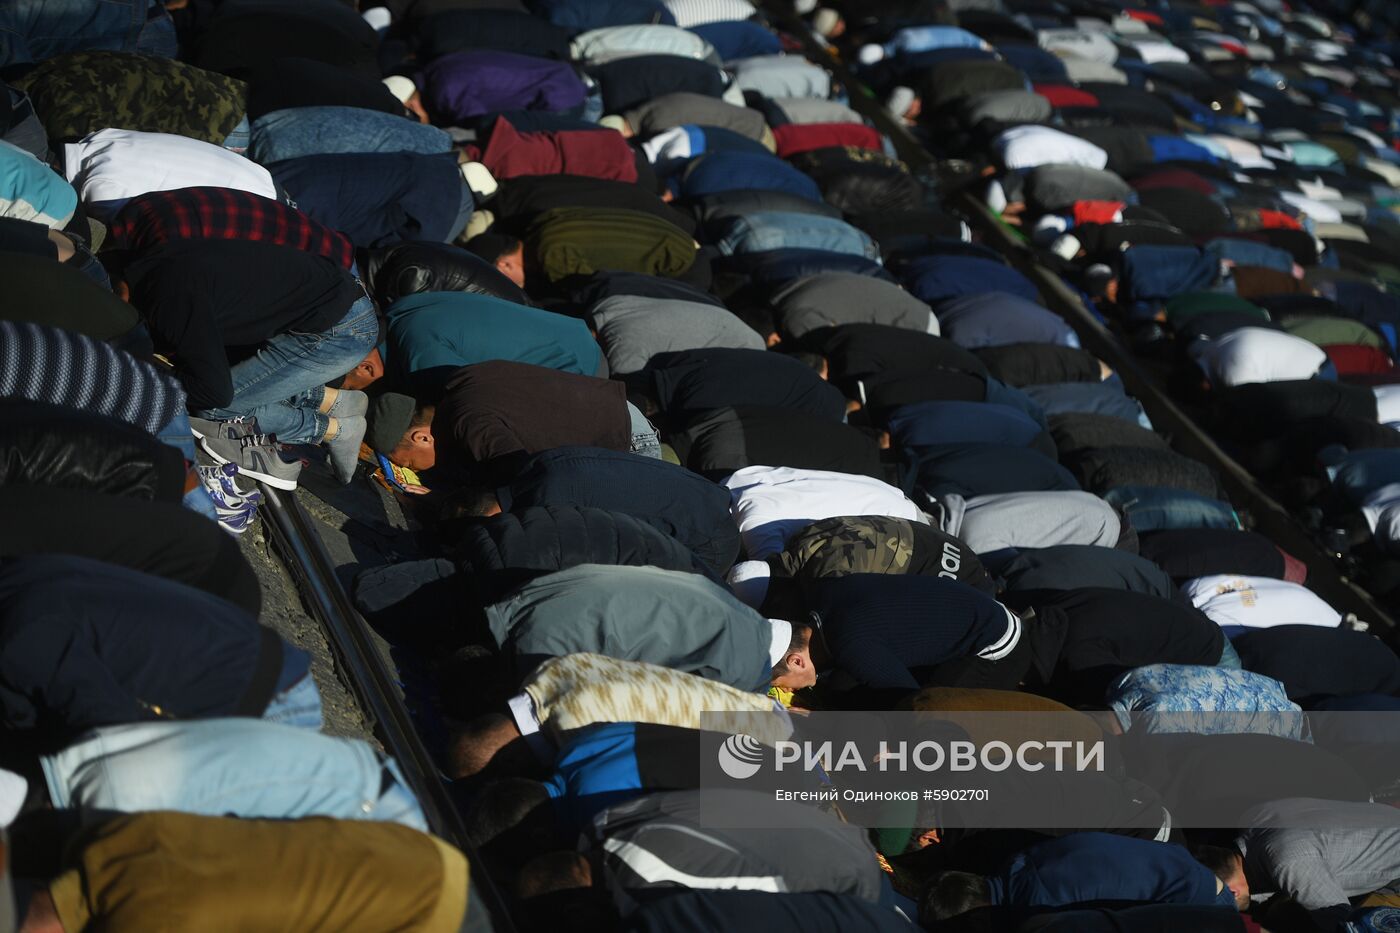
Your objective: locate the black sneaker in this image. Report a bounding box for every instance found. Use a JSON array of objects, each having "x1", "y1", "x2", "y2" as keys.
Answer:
[{"x1": 199, "y1": 432, "x2": 303, "y2": 490}]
